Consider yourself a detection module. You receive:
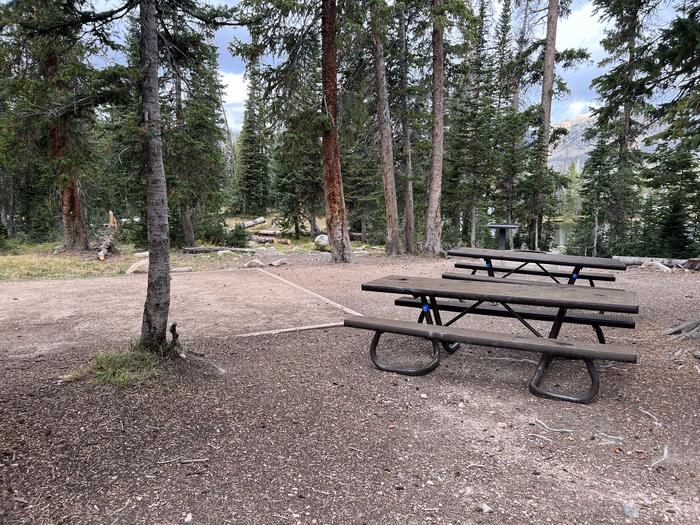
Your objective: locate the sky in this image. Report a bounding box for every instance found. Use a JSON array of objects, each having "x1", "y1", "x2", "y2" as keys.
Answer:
[{"x1": 215, "y1": 0, "x2": 613, "y2": 132}]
